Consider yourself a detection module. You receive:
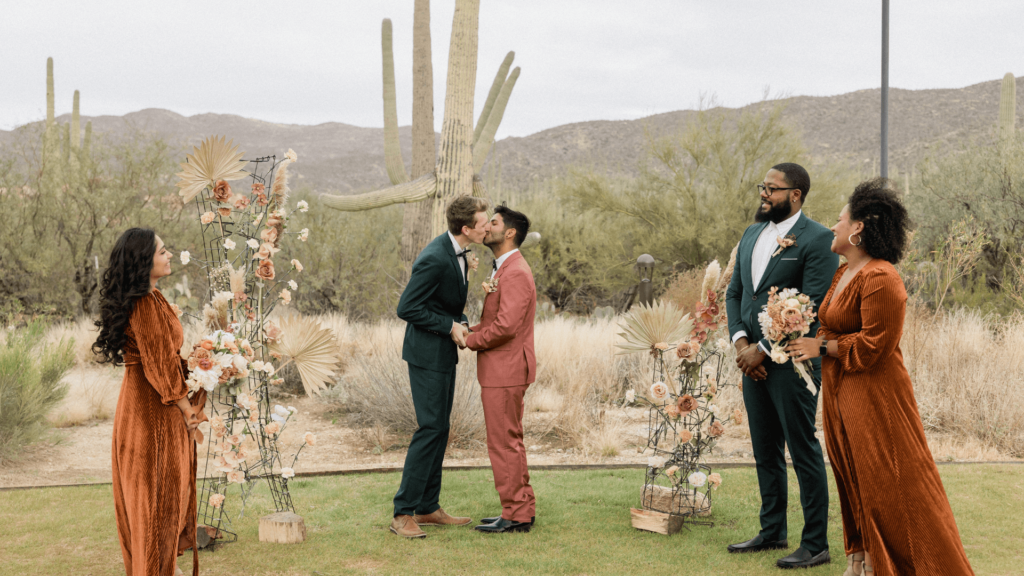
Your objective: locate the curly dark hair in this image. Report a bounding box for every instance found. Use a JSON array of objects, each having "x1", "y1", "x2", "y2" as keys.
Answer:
[
  {"x1": 92, "y1": 228, "x2": 156, "y2": 365},
  {"x1": 848, "y1": 178, "x2": 911, "y2": 264}
]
